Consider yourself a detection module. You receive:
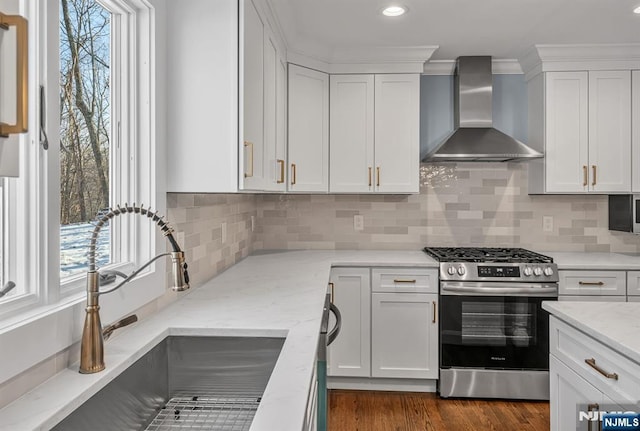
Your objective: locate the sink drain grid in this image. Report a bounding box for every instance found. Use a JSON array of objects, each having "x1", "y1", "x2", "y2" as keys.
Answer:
[{"x1": 145, "y1": 396, "x2": 260, "y2": 430}]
